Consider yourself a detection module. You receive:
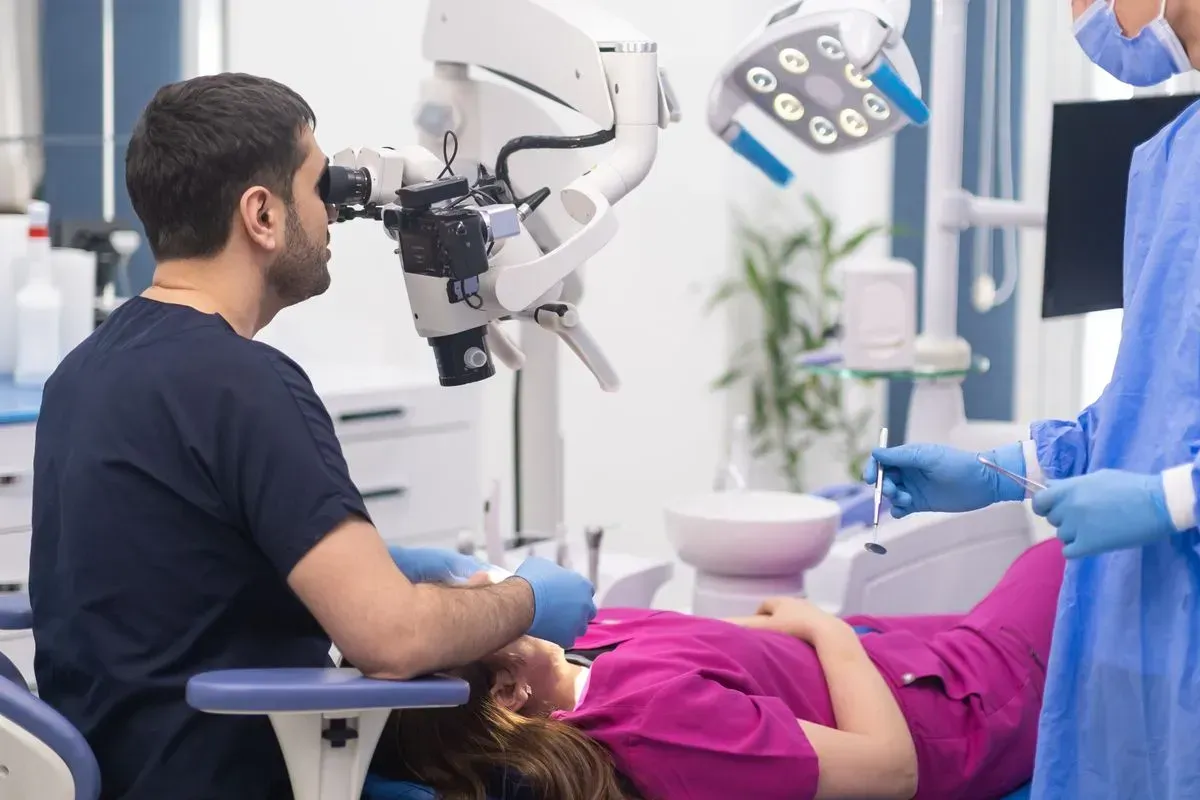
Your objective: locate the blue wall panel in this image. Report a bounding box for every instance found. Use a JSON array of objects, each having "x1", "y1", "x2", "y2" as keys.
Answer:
[
  {"x1": 41, "y1": 0, "x2": 181, "y2": 292},
  {"x1": 888, "y1": 2, "x2": 1026, "y2": 438}
]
